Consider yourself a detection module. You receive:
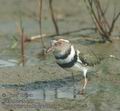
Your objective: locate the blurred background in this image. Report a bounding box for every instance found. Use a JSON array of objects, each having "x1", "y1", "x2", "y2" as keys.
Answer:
[{"x1": 0, "y1": 1, "x2": 120, "y2": 111}]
